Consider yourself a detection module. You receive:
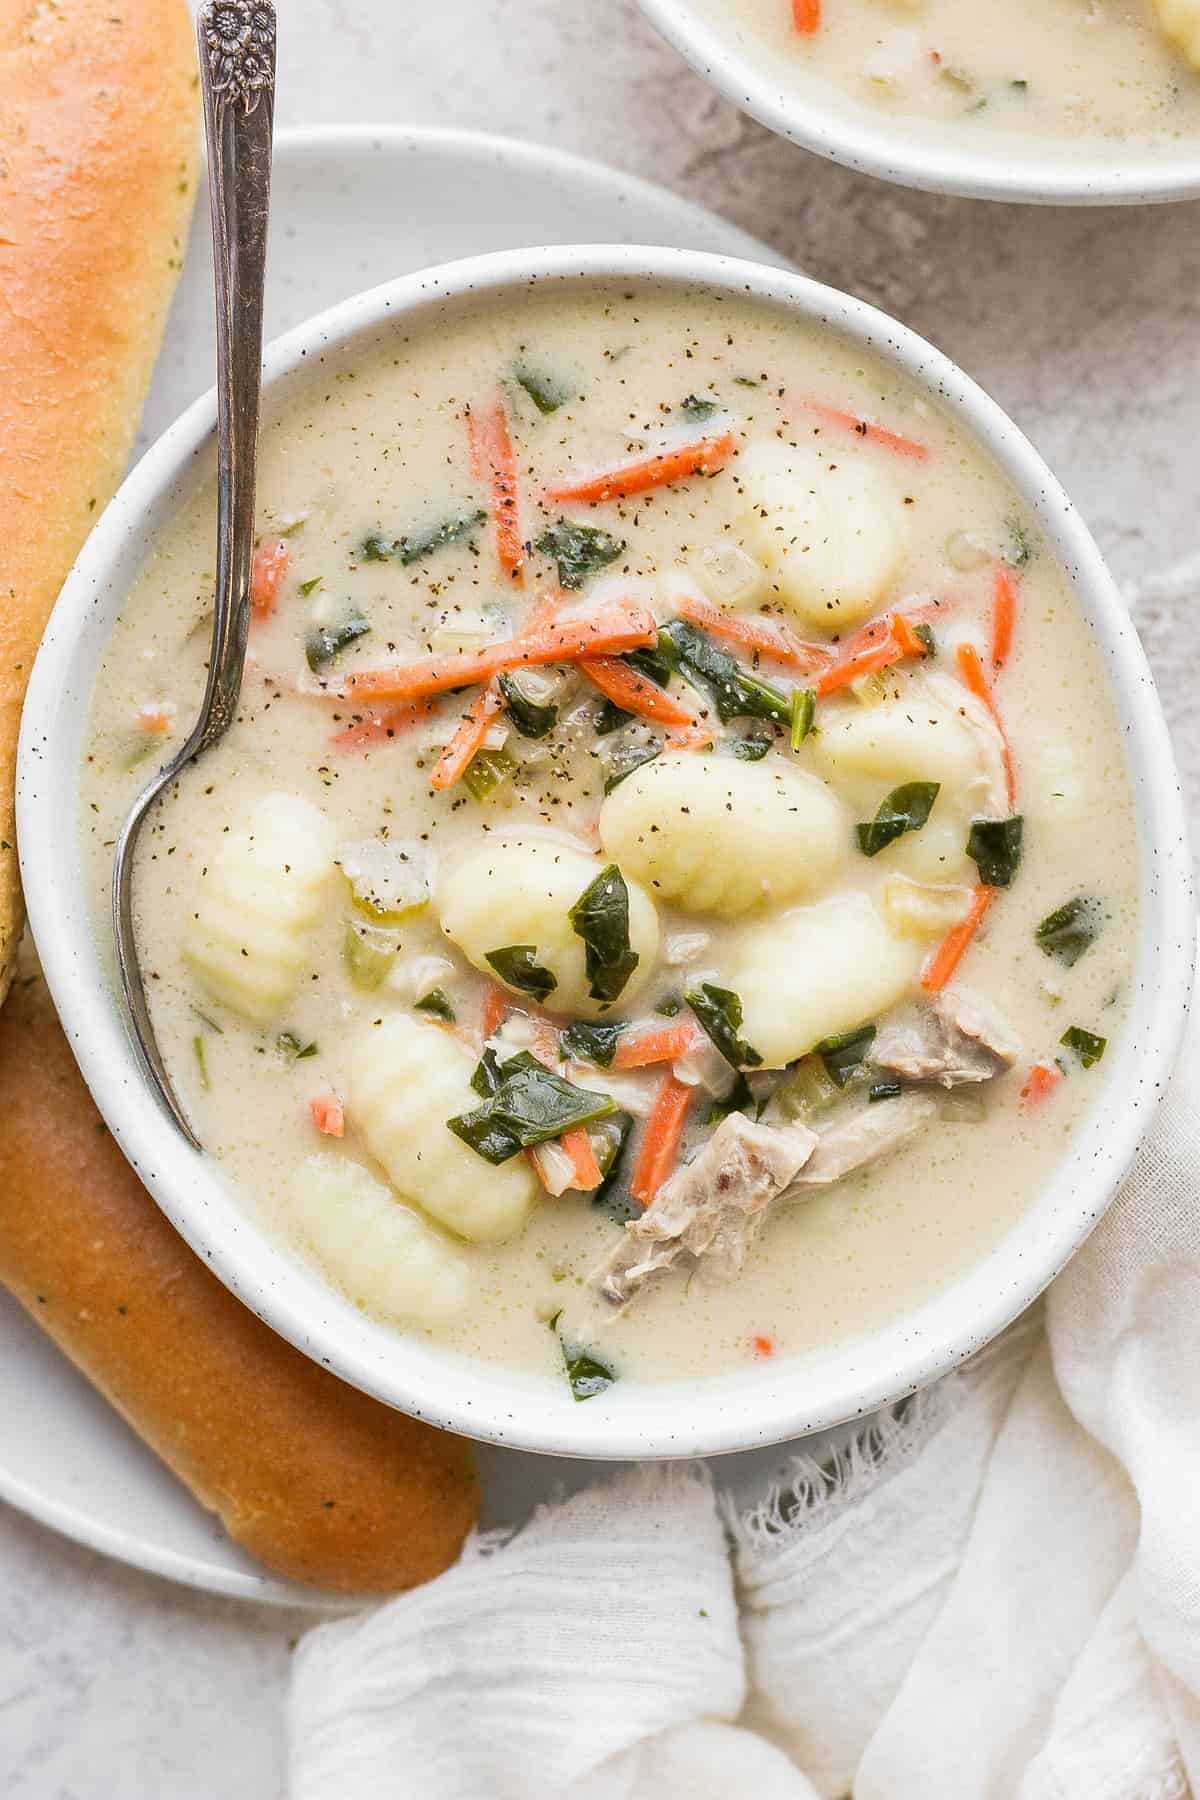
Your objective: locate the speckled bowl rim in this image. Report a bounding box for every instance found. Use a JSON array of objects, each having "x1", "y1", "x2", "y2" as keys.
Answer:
[
  {"x1": 18, "y1": 245, "x2": 1194, "y2": 1459},
  {"x1": 639, "y1": 0, "x2": 1200, "y2": 205}
]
